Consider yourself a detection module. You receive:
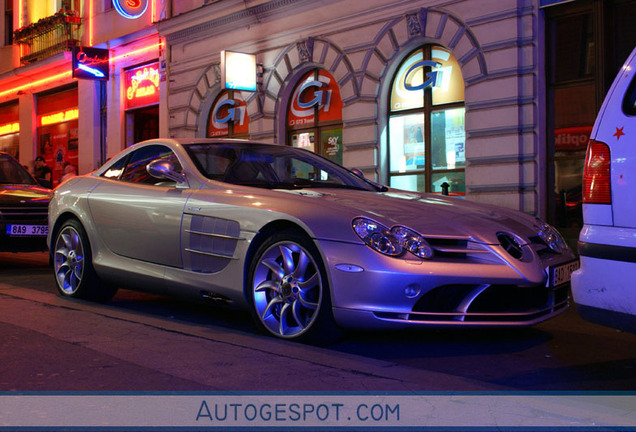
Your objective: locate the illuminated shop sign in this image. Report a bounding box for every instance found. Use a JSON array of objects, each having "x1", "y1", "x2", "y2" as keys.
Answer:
[
  {"x1": 124, "y1": 63, "x2": 160, "y2": 109},
  {"x1": 555, "y1": 126, "x2": 592, "y2": 150},
  {"x1": 391, "y1": 47, "x2": 464, "y2": 112},
  {"x1": 39, "y1": 108, "x2": 79, "y2": 126},
  {"x1": 0, "y1": 122, "x2": 19, "y2": 136},
  {"x1": 72, "y1": 47, "x2": 110, "y2": 80},
  {"x1": 288, "y1": 70, "x2": 342, "y2": 127},
  {"x1": 403, "y1": 60, "x2": 442, "y2": 91},
  {"x1": 221, "y1": 51, "x2": 257, "y2": 92},
  {"x1": 113, "y1": 0, "x2": 148, "y2": 19},
  {"x1": 208, "y1": 91, "x2": 249, "y2": 136}
]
